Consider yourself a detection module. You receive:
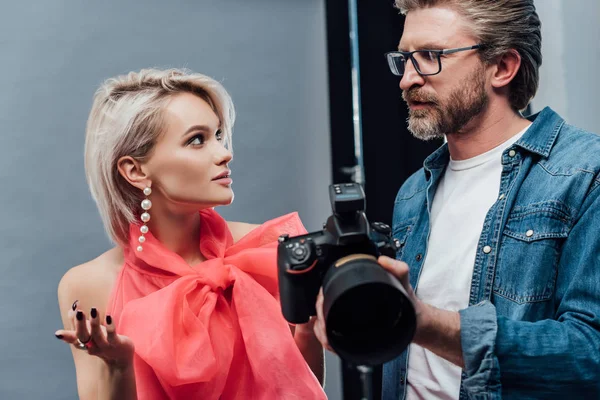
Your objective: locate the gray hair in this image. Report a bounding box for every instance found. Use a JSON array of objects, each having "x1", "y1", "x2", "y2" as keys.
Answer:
[
  {"x1": 84, "y1": 68, "x2": 235, "y2": 247},
  {"x1": 395, "y1": 0, "x2": 542, "y2": 111}
]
